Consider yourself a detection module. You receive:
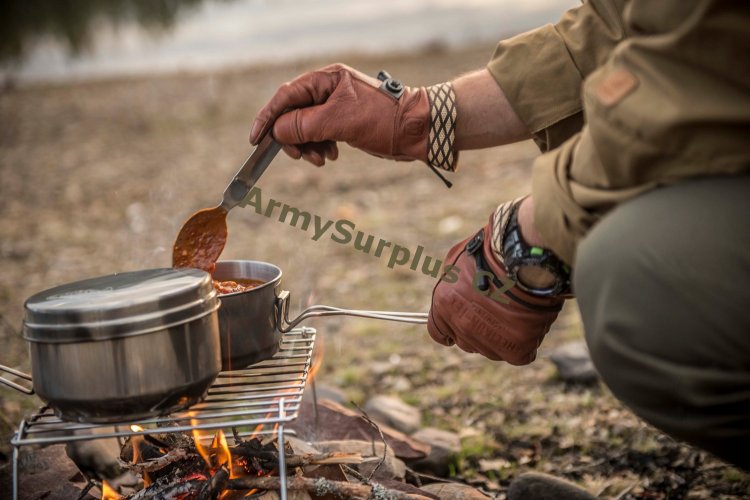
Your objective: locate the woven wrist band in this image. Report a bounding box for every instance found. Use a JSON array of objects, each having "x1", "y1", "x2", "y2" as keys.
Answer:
[
  {"x1": 491, "y1": 198, "x2": 525, "y2": 263},
  {"x1": 427, "y1": 82, "x2": 458, "y2": 172}
]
